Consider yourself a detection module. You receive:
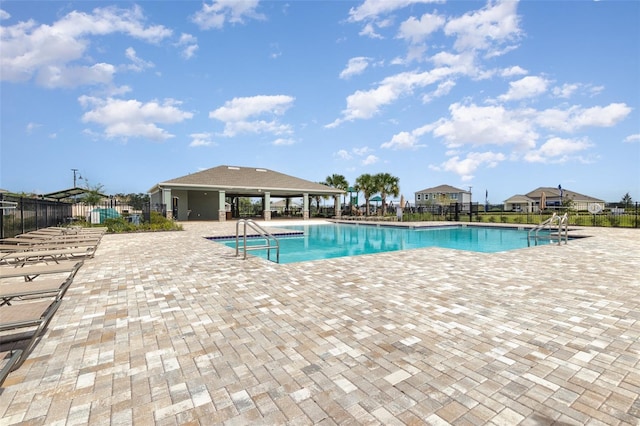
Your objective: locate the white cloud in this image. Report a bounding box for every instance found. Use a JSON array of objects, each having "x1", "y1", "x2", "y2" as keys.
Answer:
[
  {"x1": 209, "y1": 95, "x2": 295, "y2": 137},
  {"x1": 444, "y1": 0, "x2": 522, "y2": 56},
  {"x1": 189, "y1": 132, "x2": 215, "y2": 147},
  {"x1": 334, "y1": 149, "x2": 352, "y2": 160},
  {"x1": 191, "y1": 0, "x2": 264, "y2": 30},
  {"x1": 182, "y1": 44, "x2": 199, "y2": 60},
  {"x1": 348, "y1": 0, "x2": 441, "y2": 23},
  {"x1": 536, "y1": 103, "x2": 631, "y2": 133},
  {"x1": 36, "y1": 63, "x2": 116, "y2": 88},
  {"x1": 381, "y1": 131, "x2": 417, "y2": 150},
  {"x1": 273, "y1": 138, "x2": 295, "y2": 146},
  {"x1": 524, "y1": 136, "x2": 593, "y2": 163},
  {"x1": 397, "y1": 12, "x2": 445, "y2": 44},
  {"x1": 392, "y1": 44, "x2": 427, "y2": 65},
  {"x1": 79, "y1": 96, "x2": 193, "y2": 141},
  {"x1": 362, "y1": 154, "x2": 379, "y2": 165},
  {"x1": 0, "y1": 9, "x2": 10, "y2": 20},
  {"x1": 432, "y1": 102, "x2": 539, "y2": 149},
  {"x1": 0, "y1": 5, "x2": 171, "y2": 87},
  {"x1": 269, "y1": 43, "x2": 282, "y2": 59},
  {"x1": 124, "y1": 47, "x2": 154, "y2": 72},
  {"x1": 26, "y1": 122, "x2": 41, "y2": 134},
  {"x1": 327, "y1": 69, "x2": 452, "y2": 127},
  {"x1": 353, "y1": 146, "x2": 372, "y2": 156},
  {"x1": 498, "y1": 75, "x2": 549, "y2": 101},
  {"x1": 431, "y1": 151, "x2": 506, "y2": 181},
  {"x1": 335, "y1": 146, "x2": 378, "y2": 162},
  {"x1": 381, "y1": 124, "x2": 431, "y2": 150},
  {"x1": 422, "y1": 79, "x2": 456, "y2": 103},
  {"x1": 552, "y1": 83, "x2": 580, "y2": 99},
  {"x1": 176, "y1": 33, "x2": 198, "y2": 59},
  {"x1": 339, "y1": 57, "x2": 370, "y2": 79},
  {"x1": 500, "y1": 66, "x2": 527, "y2": 77},
  {"x1": 624, "y1": 134, "x2": 640, "y2": 143},
  {"x1": 359, "y1": 22, "x2": 383, "y2": 39}
]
